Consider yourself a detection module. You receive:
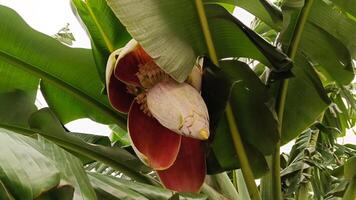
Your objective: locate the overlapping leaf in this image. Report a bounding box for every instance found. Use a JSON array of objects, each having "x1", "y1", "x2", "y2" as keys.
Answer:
[
  {"x1": 330, "y1": 0, "x2": 356, "y2": 19},
  {"x1": 0, "y1": 5, "x2": 125, "y2": 127},
  {"x1": 280, "y1": 0, "x2": 354, "y2": 85},
  {"x1": 109, "y1": 124, "x2": 131, "y2": 147},
  {"x1": 0, "y1": 61, "x2": 38, "y2": 102},
  {"x1": 217, "y1": 0, "x2": 354, "y2": 145},
  {"x1": 0, "y1": 90, "x2": 37, "y2": 128},
  {"x1": 71, "y1": 0, "x2": 131, "y2": 81},
  {"x1": 308, "y1": 0, "x2": 356, "y2": 57},
  {"x1": 36, "y1": 136, "x2": 97, "y2": 199},
  {"x1": 0, "y1": 90, "x2": 153, "y2": 184},
  {"x1": 281, "y1": 129, "x2": 314, "y2": 197},
  {"x1": 206, "y1": 5, "x2": 291, "y2": 73},
  {"x1": 344, "y1": 156, "x2": 356, "y2": 180},
  {"x1": 0, "y1": 129, "x2": 61, "y2": 199},
  {"x1": 203, "y1": 60, "x2": 277, "y2": 176},
  {"x1": 206, "y1": 115, "x2": 270, "y2": 177},
  {"x1": 204, "y1": 0, "x2": 283, "y2": 30},
  {"x1": 28, "y1": 108, "x2": 153, "y2": 183},
  {"x1": 88, "y1": 172, "x2": 208, "y2": 200},
  {"x1": 323, "y1": 85, "x2": 355, "y2": 137},
  {"x1": 274, "y1": 0, "x2": 355, "y2": 143},
  {"x1": 280, "y1": 53, "x2": 331, "y2": 143},
  {"x1": 107, "y1": 1, "x2": 291, "y2": 82},
  {"x1": 299, "y1": 23, "x2": 353, "y2": 85},
  {"x1": 0, "y1": 129, "x2": 97, "y2": 199}
]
